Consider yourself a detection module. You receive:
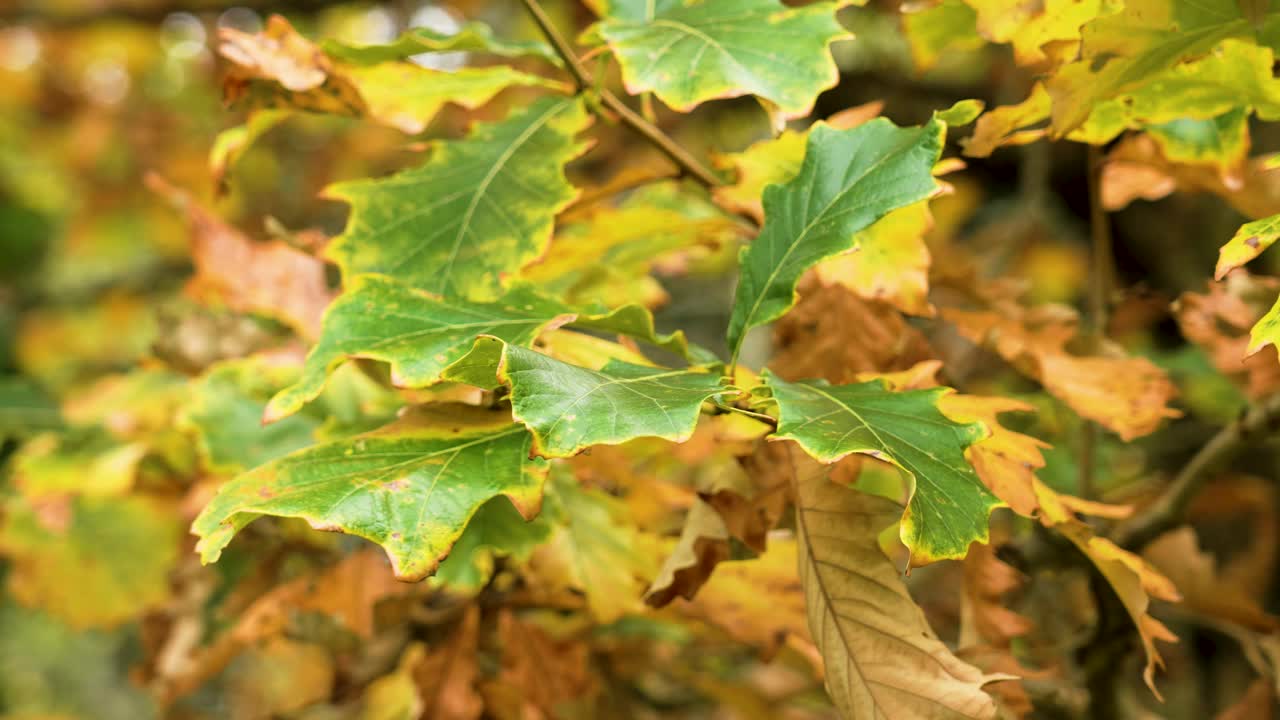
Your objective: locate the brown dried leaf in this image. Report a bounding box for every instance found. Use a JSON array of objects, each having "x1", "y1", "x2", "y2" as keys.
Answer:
[
  {"x1": 483, "y1": 610, "x2": 597, "y2": 719},
  {"x1": 220, "y1": 15, "x2": 366, "y2": 116},
  {"x1": 791, "y1": 448, "x2": 1006, "y2": 718},
  {"x1": 945, "y1": 302, "x2": 1179, "y2": 440},
  {"x1": 1175, "y1": 272, "x2": 1280, "y2": 400},
  {"x1": 644, "y1": 499, "x2": 731, "y2": 606},
  {"x1": 1103, "y1": 134, "x2": 1280, "y2": 220},
  {"x1": 414, "y1": 605, "x2": 484, "y2": 720},
  {"x1": 772, "y1": 281, "x2": 935, "y2": 384},
  {"x1": 147, "y1": 174, "x2": 333, "y2": 340}
]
